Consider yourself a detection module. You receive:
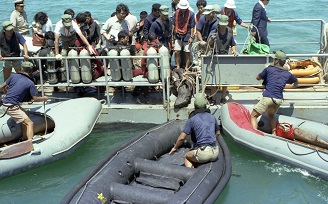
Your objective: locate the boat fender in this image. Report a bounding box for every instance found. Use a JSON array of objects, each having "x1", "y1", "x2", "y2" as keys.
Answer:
[
  {"x1": 276, "y1": 123, "x2": 294, "y2": 140},
  {"x1": 68, "y1": 49, "x2": 81, "y2": 84},
  {"x1": 79, "y1": 48, "x2": 92, "y2": 84},
  {"x1": 147, "y1": 46, "x2": 159, "y2": 83},
  {"x1": 159, "y1": 46, "x2": 171, "y2": 81},
  {"x1": 46, "y1": 49, "x2": 58, "y2": 84},
  {"x1": 107, "y1": 49, "x2": 121, "y2": 81},
  {"x1": 120, "y1": 49, "x2": 133, "y2": 81}
]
